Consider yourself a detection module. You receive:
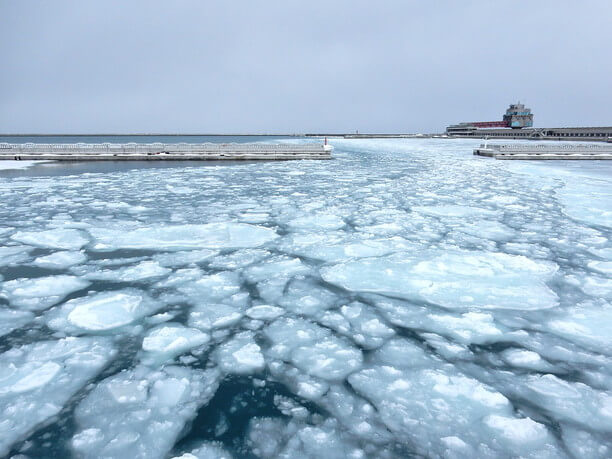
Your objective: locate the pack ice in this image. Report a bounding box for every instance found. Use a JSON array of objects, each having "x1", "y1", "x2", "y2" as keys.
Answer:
[
  {"x1": 0, "y1": 337, "x2": 116, "y2": 456},
  {"x1": 2, "y1": 275, "x2": 90, "y2": 310},
  {"x1": 11, "y1": 228, "x2": 89, "y2": 250},
  {"x1": 89, "y1": 222, "x2": 278, "y2": 251},
  {"x1": 71, "y1": 366, "x2": 221, "y2": 459},
  {"x1": 322, "y1": 250, "x2": 559, "y2": 310},
  {"x1": 46, "y1": 290, "x2": 162, "y2": 333},
  {"x1": 1, "y1": 137, "x2": 611, "y2": 457}
]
